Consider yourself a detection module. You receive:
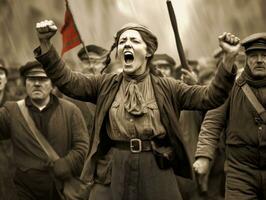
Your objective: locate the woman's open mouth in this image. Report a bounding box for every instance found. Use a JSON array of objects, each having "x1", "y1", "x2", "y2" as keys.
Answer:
[{"x1": 124, "y1": 51, "x2": 134, "y2": 65}]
